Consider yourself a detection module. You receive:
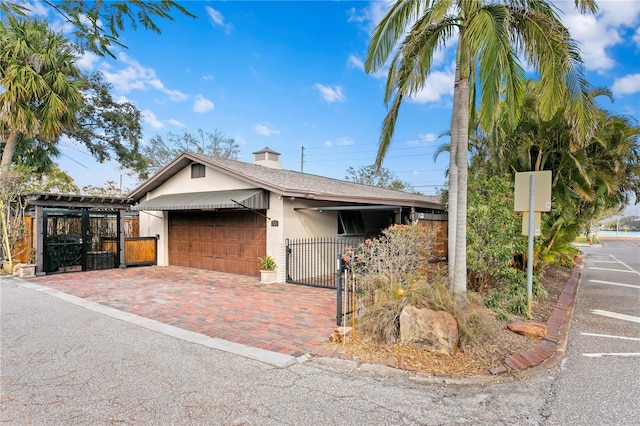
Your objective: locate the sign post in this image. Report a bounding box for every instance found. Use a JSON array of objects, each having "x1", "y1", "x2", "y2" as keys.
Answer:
[
  {"x1": 514, "y1": 171, "x2": 552, "y2": 317},
  {"x1": 526, "y1": 175, "x2": 535, "y2": 316}
]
